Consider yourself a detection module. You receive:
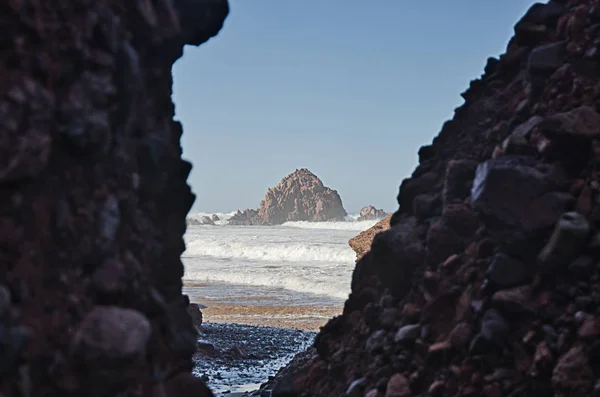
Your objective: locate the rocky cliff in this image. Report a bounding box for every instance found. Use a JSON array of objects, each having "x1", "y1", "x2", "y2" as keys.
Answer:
[
  {"x1": 0, "y1": 1, "x2": 227, "y2": 396},
  {"x1": 349, "y1": 215, "x2": 393, "y2": 260},
  {"x1": 270, "y1": 1, "x2": 600, "y2": 396},
  {"x1": 229, "y1": 168, "x2": 347, "y2": 225}
]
